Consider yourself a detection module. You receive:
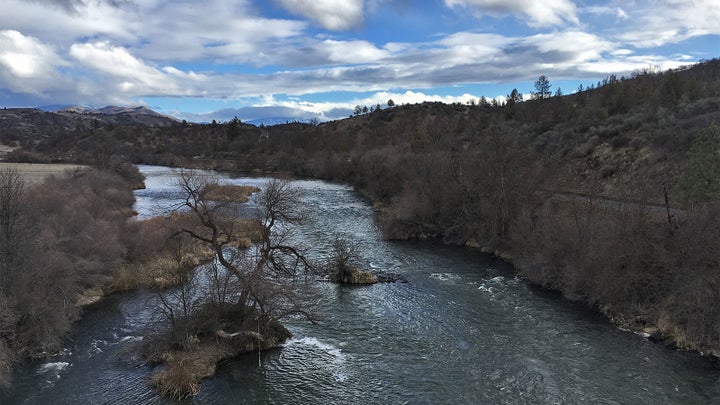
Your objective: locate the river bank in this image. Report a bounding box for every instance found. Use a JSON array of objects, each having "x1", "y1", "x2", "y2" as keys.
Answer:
[
  {"x1": 367, "y1": 180, "x2": 720, "y2": 363},
  {"x1": 467, "y1": 215, "x2": 720, "y2": 364},
  {"x1": 0, "y1": 165, "x2": 146, "y2": 387},
  {"x1": 476, "y1": 243, "x2": 719, "y2": 360},
  {"x1": 2, "y1": 165, "x2": 719, "y2": 403}
]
